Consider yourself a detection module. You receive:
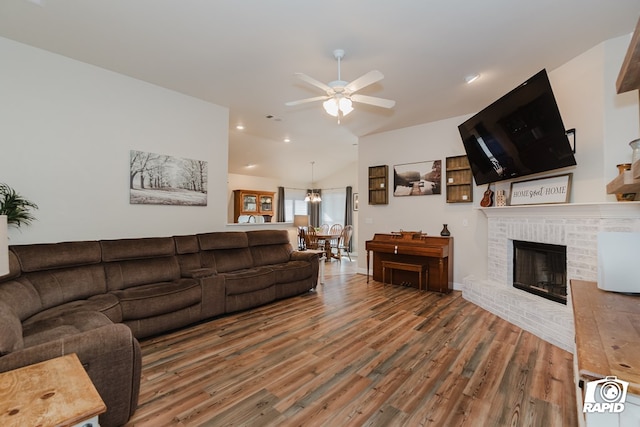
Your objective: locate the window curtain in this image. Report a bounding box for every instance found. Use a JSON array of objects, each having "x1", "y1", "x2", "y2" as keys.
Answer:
[
  {"x1": 276, "y1": 186, "x2": 285, "y2": 222},
  {"x1": 308, "y1": 188, "x2": 321, "y2": 227},
  {"x1": 344, "y1": 186, "x2": 353, "y2": 251}
]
